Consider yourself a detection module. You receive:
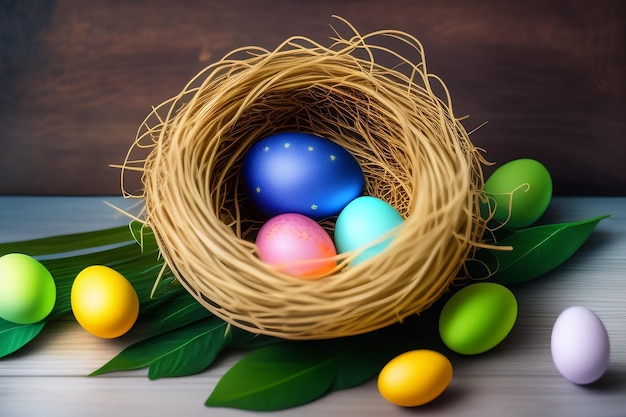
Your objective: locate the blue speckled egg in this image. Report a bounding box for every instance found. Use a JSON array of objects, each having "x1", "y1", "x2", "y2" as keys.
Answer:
[{"x1": 241, "y1": 132, "x2": 365, "y2": 219}]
